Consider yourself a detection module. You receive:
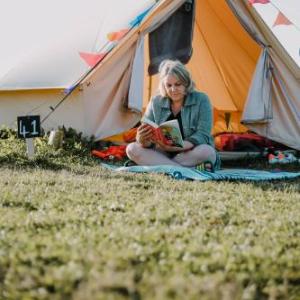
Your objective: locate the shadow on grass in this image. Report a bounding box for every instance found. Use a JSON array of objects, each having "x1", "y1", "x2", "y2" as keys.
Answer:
[
  {"x1": 248, "y1": 178, "x2": 300, "y2": 193},
  {"x1": 0, "y1": 152, "x2": 97, "y2": 173},
  {"x1": 1, "y1": 153, "x2": 300, "y2": 191},
  {"x1": 0, "y1": 154, "x2": 69, "y2": 170},
  {"x1": 222, "y1": 157, "x2": 300, "y2": 192}
]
